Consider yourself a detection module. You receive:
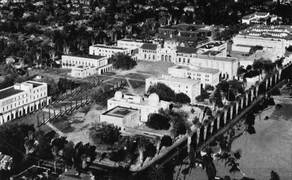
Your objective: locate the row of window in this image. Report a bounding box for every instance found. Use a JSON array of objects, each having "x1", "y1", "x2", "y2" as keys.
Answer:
[
  {"x1": 142, "y1": 50, "x2": 156, "y2": 53},
  {"x1": 2, "y1": 92, "x2": 46, "y2": 112},
  {"x1": 186, "y1": 73, "x2": 209, "y2": 77}
]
